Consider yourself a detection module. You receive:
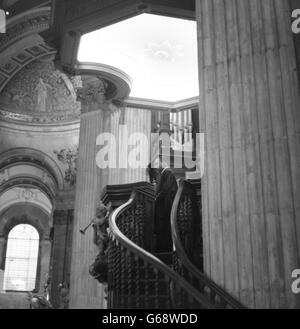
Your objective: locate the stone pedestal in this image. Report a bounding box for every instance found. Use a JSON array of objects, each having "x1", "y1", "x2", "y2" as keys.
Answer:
[{"x1": 196, "y1": 0, "x2": 300, "y2": 308}]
